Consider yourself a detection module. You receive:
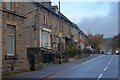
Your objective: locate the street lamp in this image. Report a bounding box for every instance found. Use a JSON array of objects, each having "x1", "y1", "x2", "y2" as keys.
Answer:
[{"x1": 58, "y1": 0, "x2": 62, "y2": 64}]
